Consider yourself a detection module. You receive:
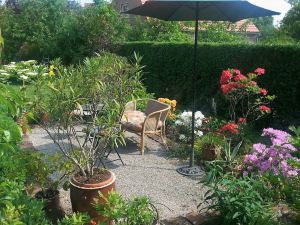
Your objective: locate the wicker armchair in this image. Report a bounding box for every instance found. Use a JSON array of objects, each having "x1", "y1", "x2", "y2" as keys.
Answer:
[{"x1": 121, "y1": 99, "x2": 170, "y2": 155}]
